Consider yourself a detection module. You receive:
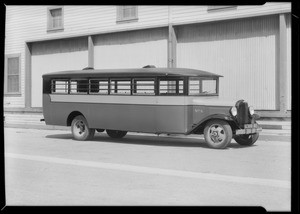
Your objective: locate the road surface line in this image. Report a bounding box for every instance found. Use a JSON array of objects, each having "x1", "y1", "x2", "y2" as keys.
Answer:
[{"x1": 5, "y1": 152, "x2": 290, "y2": 189}]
